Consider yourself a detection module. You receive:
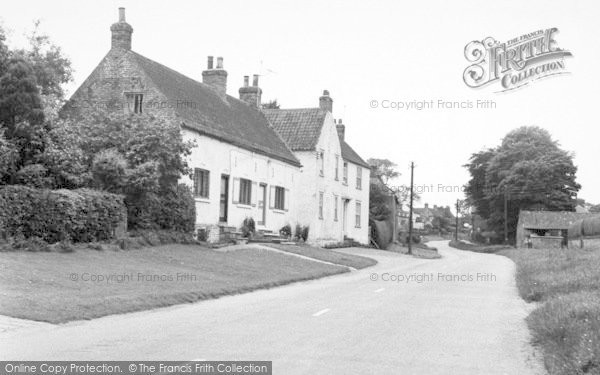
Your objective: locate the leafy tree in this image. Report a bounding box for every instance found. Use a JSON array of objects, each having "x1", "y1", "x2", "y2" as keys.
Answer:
[
  {"x1": 12, "y1": 21, "x2": 73, "y2": 121},
  {"x1": 368, "y1": 158, "x2": 400, "y2": 185},
  {"x1": 63, "y1": 112, "x2": 196, "y2": 230},
  {"x1": 464, "y1": 126, "x2": 580, "y2": 242},
  {"x1": 590, "y1": 204, "x2": 600, "y2": 213},
  {"x1": 0, "y1": 58, "x2": 45, "y2": 132},
  {"x1": 369, "y1": 182, "x2": 392, "y2": 221}
]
